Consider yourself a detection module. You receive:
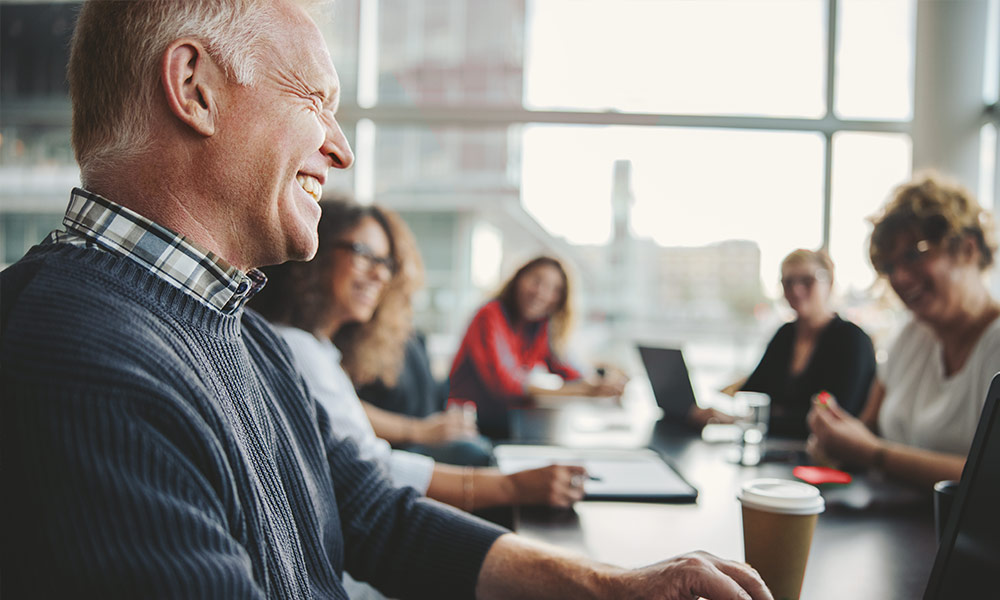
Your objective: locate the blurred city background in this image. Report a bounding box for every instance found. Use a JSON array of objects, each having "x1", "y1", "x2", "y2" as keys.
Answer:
[{"x1": 2, "y1": 0, "x2": 998, "y2": 396}]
